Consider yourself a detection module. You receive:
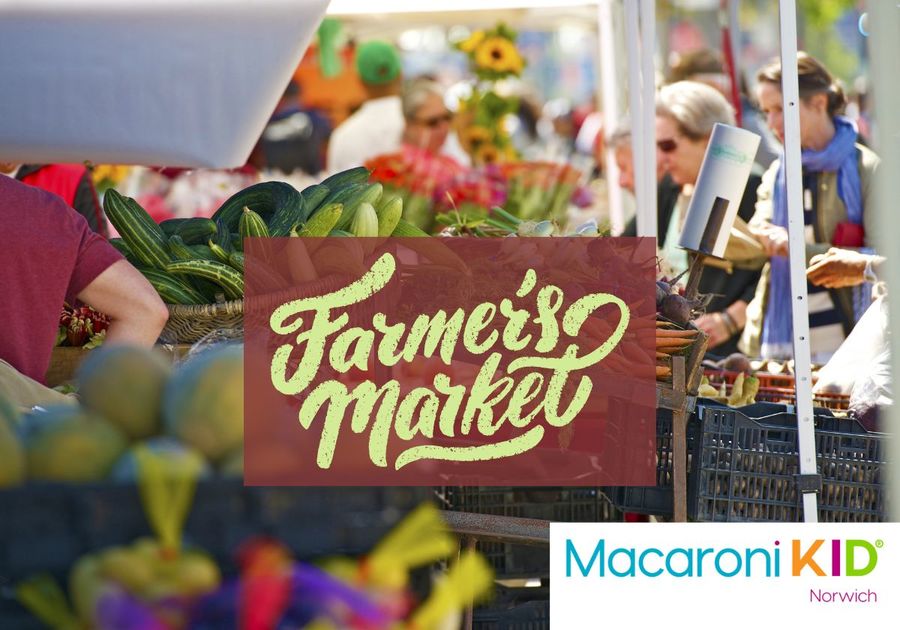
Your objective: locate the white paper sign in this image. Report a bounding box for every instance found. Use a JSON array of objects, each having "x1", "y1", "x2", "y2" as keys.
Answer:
[
  {"x1": 551, "y1": 523, "x2": 899, "y2": 630},
  {"x1": 0, "y1": 0, "x2": 330, "y2": 168},
  {"x1": 678, "y1": 123, "x2": 761, "y2": 258}
]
